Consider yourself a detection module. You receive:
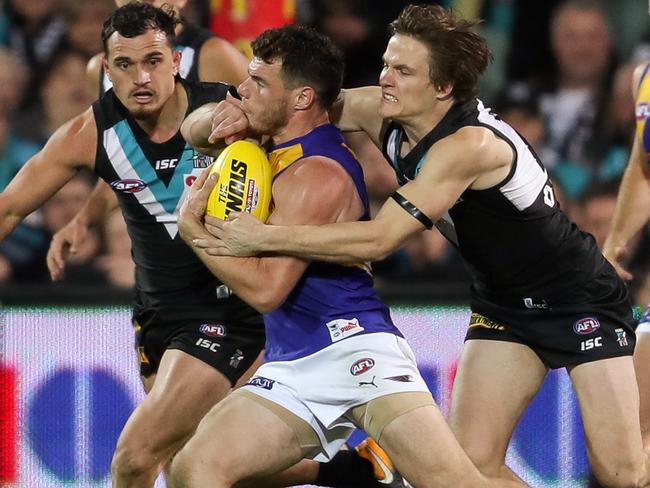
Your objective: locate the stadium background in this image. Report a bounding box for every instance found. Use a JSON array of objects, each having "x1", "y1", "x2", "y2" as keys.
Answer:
[
  {"x1": 3, "y1": 0, "x2": 650, "y2": 486},
  {"x1": 2, "y1": 298, "x2": 592, "y2": 487}
]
